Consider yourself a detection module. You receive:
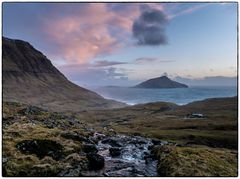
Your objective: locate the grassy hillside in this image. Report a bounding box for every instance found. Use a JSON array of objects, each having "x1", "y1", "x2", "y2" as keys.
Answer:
[
  {"x1": 78, "y1": 96, "x2": 238, "y2": 149},
  {"x1": 3, "y1": 37, "x2": 125, "y2": 112}
]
